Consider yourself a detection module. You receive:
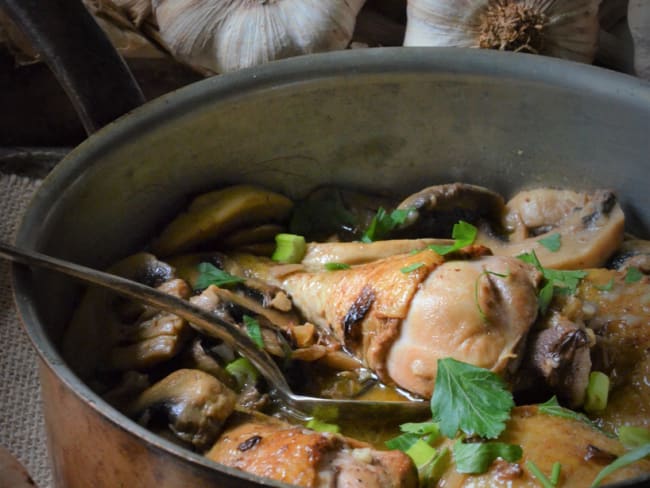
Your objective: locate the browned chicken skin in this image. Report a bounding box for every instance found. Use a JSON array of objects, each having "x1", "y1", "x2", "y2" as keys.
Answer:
[
  {"x1": 437, "y1": 406, "x2": 650, "y2": 487},
  {"x1": 206, "y1": 411, "x2": 417, "y2": 488},
  {"x1": 268, "y1": 249, "x2": 541, "y2": 397}
]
